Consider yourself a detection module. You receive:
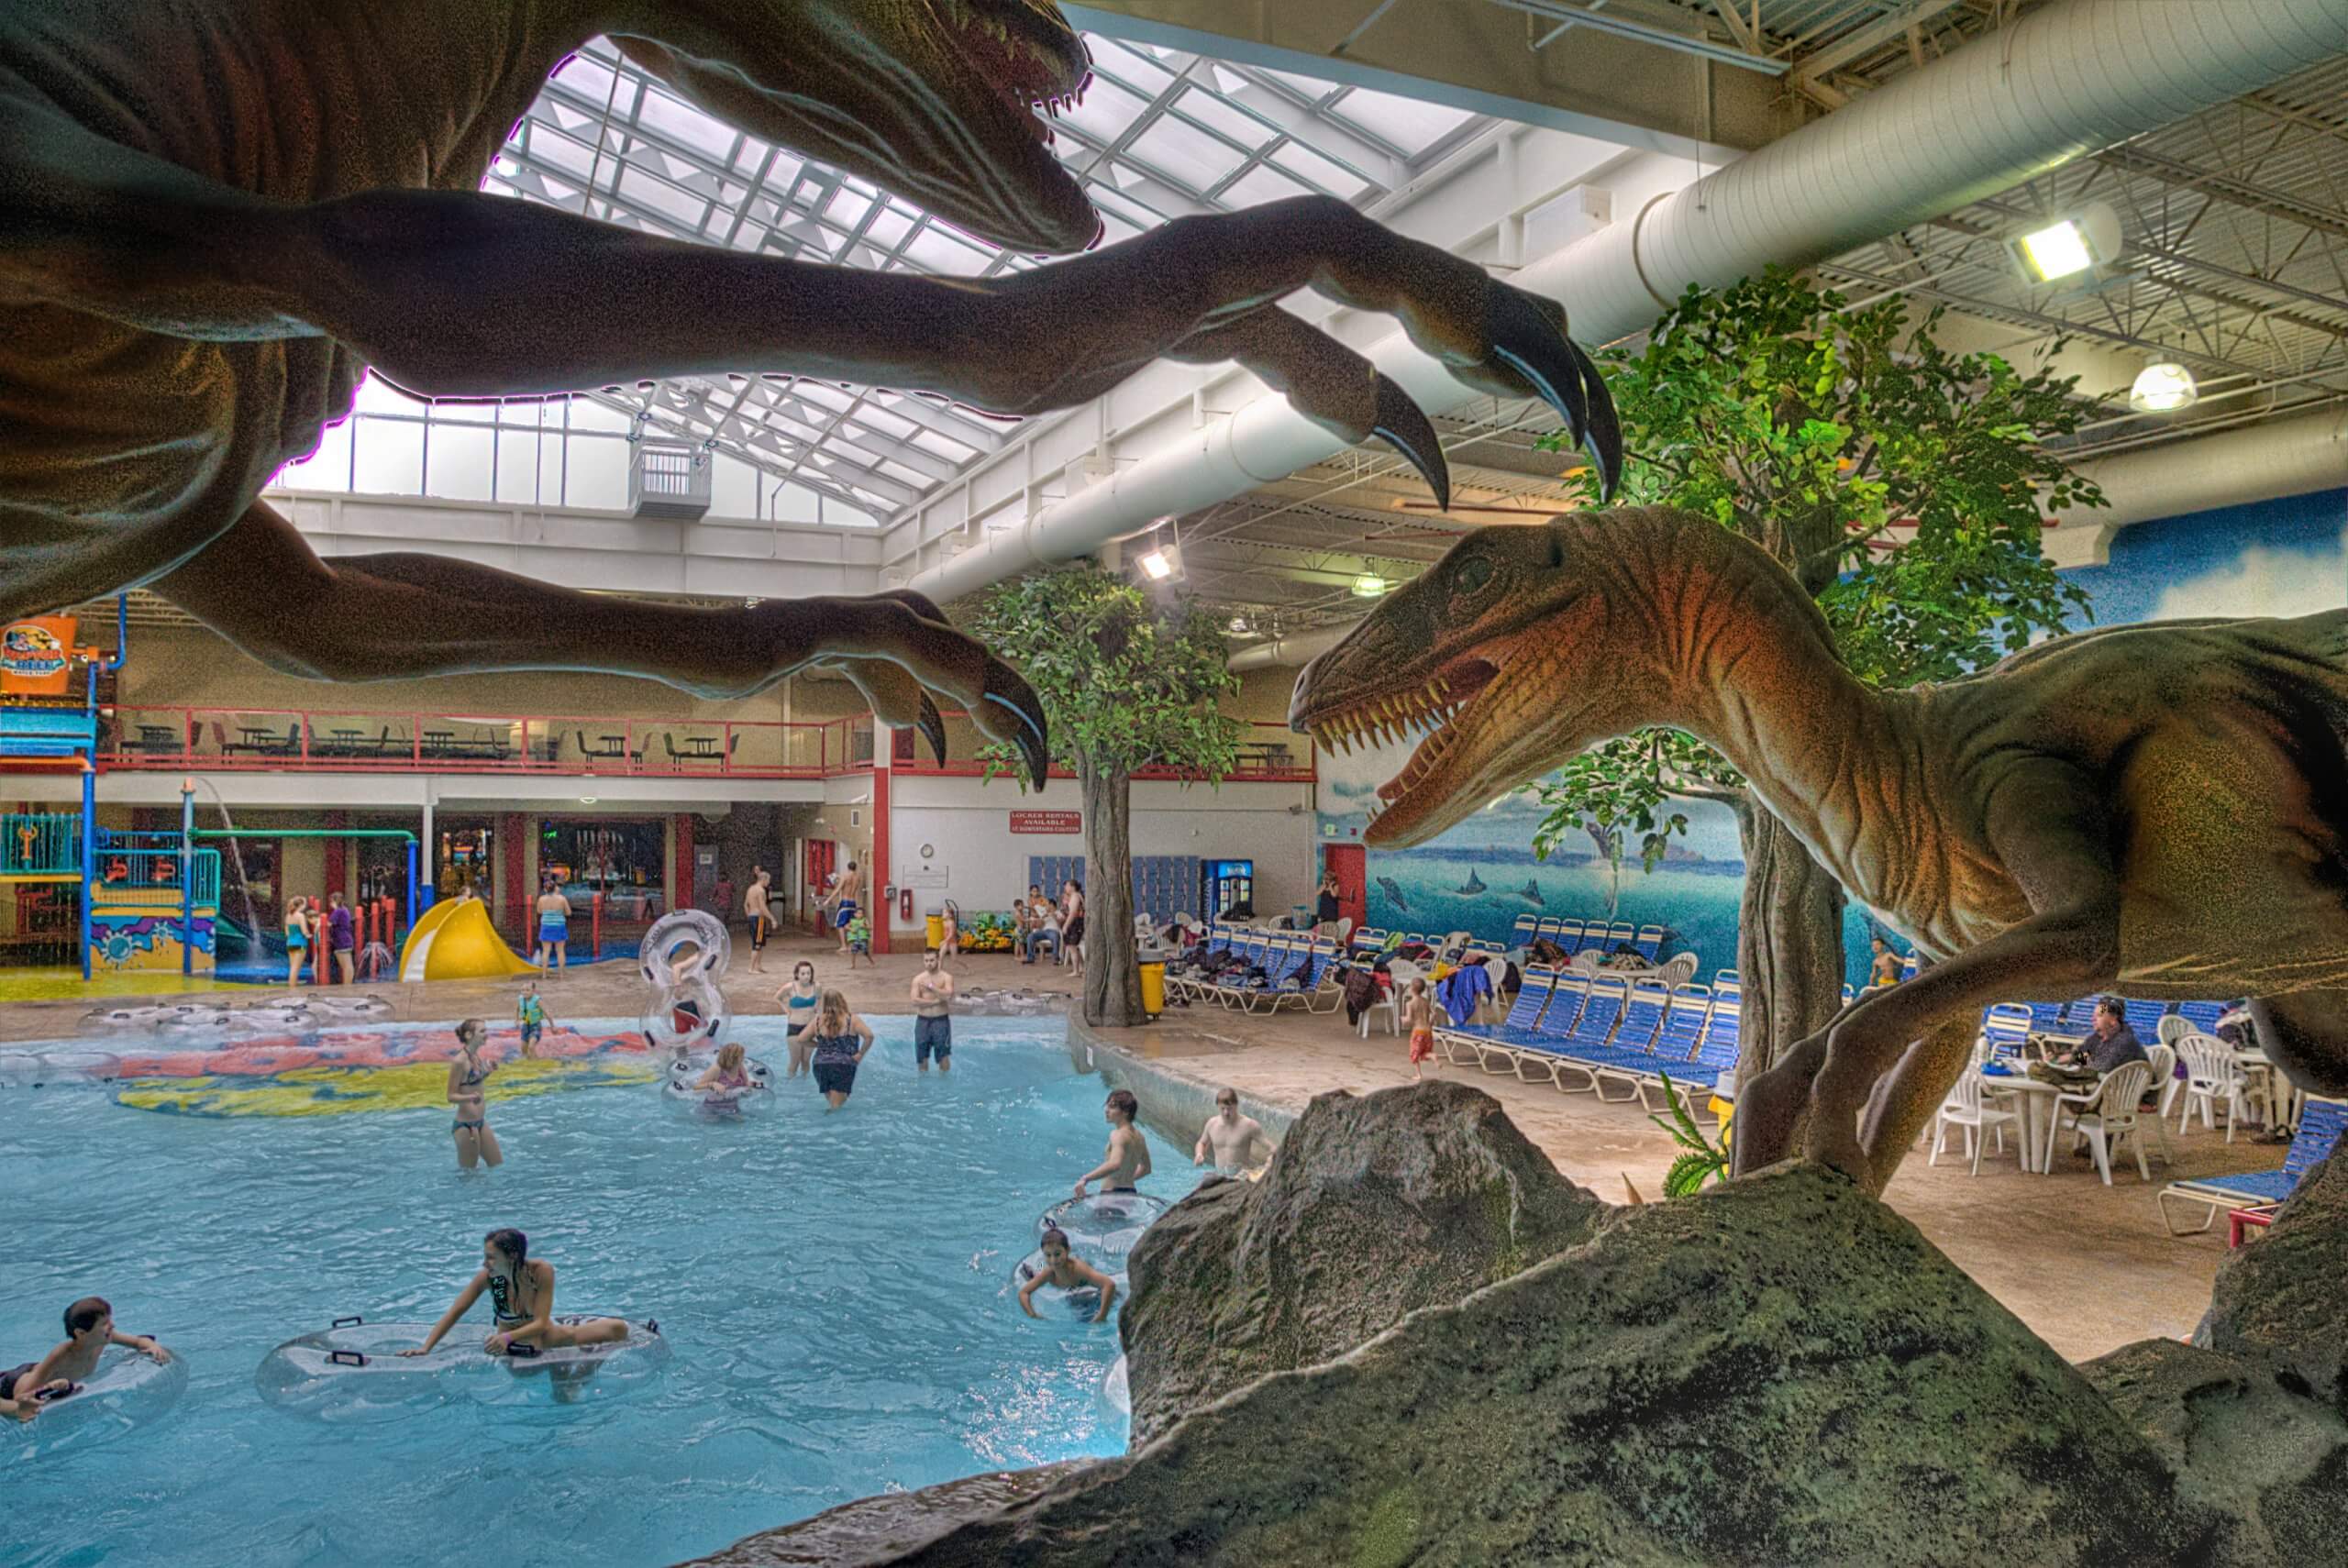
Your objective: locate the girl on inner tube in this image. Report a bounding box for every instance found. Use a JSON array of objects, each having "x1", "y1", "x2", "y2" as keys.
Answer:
[{"x1": 400, "y1": 1229, "x2": 627, "y2": 1360}]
